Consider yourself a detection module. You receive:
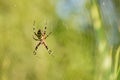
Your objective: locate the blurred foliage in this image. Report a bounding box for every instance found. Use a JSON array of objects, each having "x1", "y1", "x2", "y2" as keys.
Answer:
[{"x1": 0, "y1": 0, "x2": 120, "y2": 80}]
